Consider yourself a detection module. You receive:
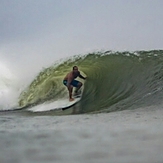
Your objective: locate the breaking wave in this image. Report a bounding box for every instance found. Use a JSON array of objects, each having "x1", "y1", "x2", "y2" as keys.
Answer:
[{"x1": 17, "y1": 50, "x2": 163, "y2": 114}]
